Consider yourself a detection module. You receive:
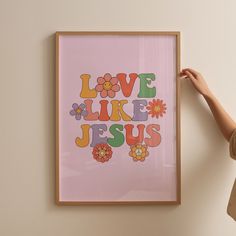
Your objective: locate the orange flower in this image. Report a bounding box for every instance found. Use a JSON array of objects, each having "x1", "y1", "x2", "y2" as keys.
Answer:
[
  {"x1": 129, "y1": 143, "x2": 149, "y2": 162},
  {"x1": 146, "y1": 99, "x2": 167, "y2": 118},
  {"x1": 92, "y1": 143, "x2": 113, "y2": 163}
]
